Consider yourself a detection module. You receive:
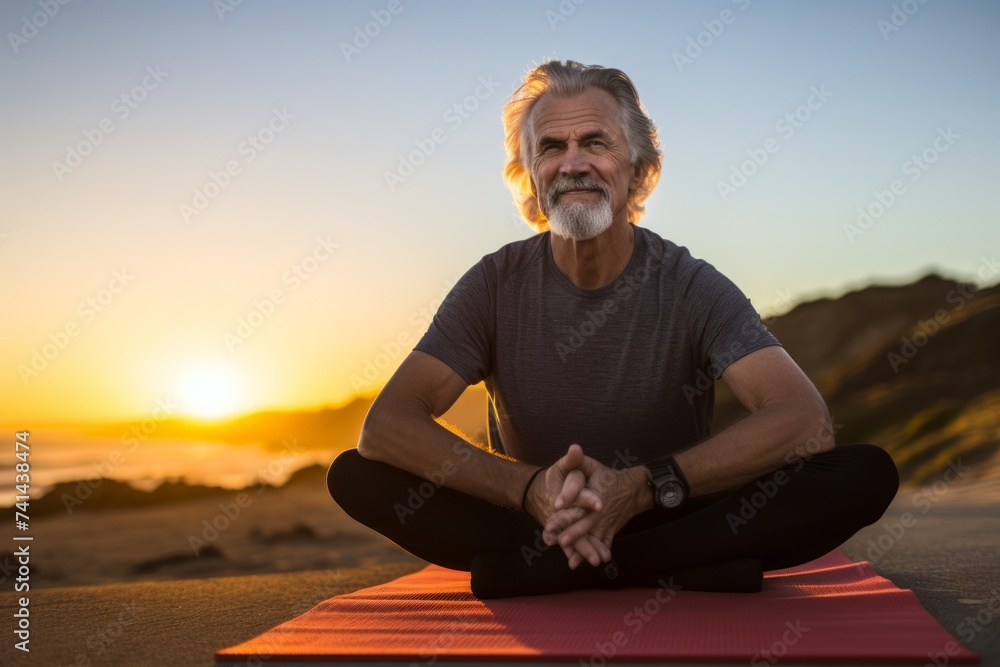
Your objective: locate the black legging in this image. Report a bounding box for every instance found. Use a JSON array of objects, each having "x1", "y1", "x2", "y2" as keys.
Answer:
[{"x1": 327, "y1": 444, "x2": 898, "y2": 574}]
